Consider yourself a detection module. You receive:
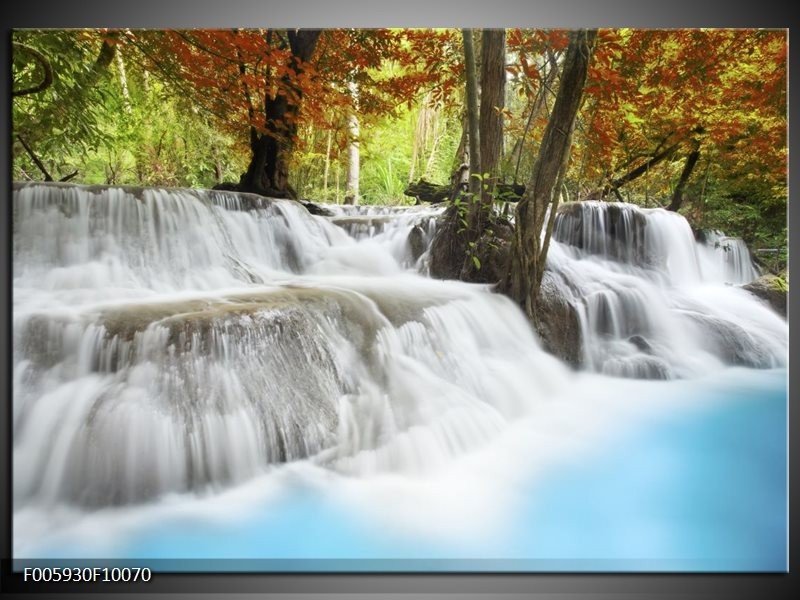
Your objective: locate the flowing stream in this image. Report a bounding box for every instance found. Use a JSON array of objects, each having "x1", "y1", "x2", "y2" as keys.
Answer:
[{"x1": 12, "y1": 183, "x2": 788, "y2": 569}]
